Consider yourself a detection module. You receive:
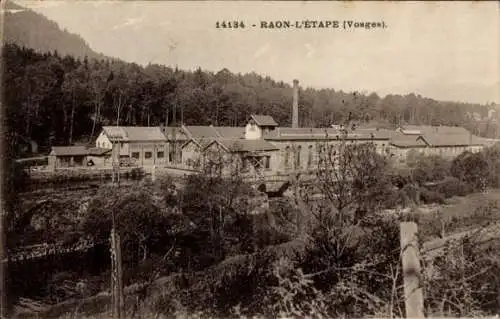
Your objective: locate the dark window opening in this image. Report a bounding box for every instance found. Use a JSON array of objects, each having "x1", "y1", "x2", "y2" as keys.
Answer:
[
  {"x1": 241, "y1": 158, "x2": 249, "y2": 171},
  {"x1": 284, "y1": 146, "x2": 290, "y2": 167},
  {"x1": 145, "y1": 152, "x2": 152, "y2": 159},
  {"x1": 74, "y1": 156, "x2": 84, "y2": 165},
  {"x1": 295, "y1": 146, "x2": 301, "y2": 168},
  {"x1": 157, "y1": 151, "x2": 164, "y2": 158},
  {"x1": 264, "y1": 156, "x2": 270, "y2": 169},
  {"x1": 131, "y1": 152, "x2": 140, "y2": 159},
  {"x1": 307, "y1": 145, "x2": 313, "y2": 167}
]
